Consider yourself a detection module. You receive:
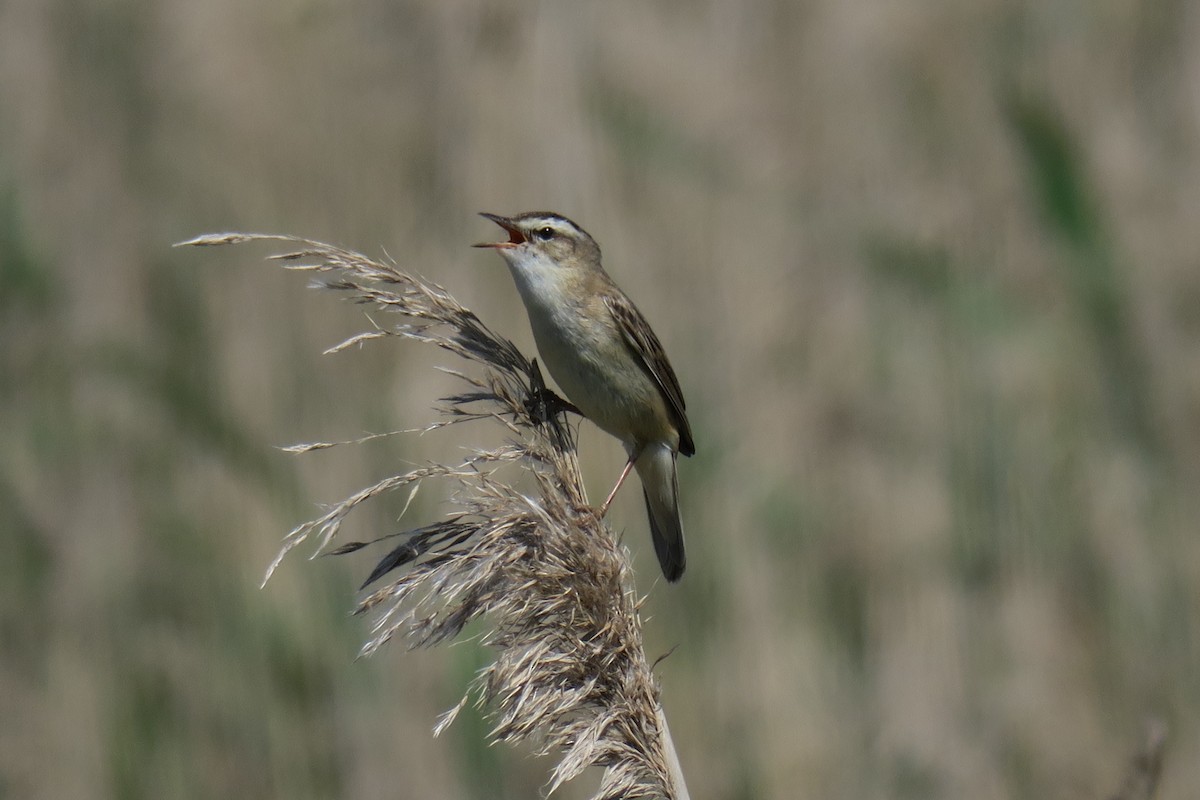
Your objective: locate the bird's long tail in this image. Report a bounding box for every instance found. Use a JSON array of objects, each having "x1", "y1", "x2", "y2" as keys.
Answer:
[{"x1": 636, "y1": 444, "x2": 686, "y2": 582}]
